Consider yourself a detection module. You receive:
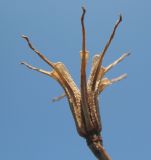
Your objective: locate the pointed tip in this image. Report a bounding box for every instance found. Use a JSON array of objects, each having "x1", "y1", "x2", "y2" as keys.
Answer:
[
  {"x1": 81, "y1": 4, "x2": 86, "y2": 12},
  {"x1": 119, "y1": 14, "x2": 122, "y2": 22},
  {"x1": 20, "y1": 61, "x2": 23, "y2": 65},
  {"x1": 122, "y1": 73, "x2": 128, "y2": 78},
  {"x1": 81, "y1": 5, "x2": 87, "y2": 53},
  {"x1": 111, "y1": 73, "x2": 128, "y2": 84},
  {"x1": 20, "y1": 61, "x2": 27, "y2": 66},
  {"x1": 123, "y1": 52, "x2": 131, "y2": 57},
  {"x1": 81, "y1": 0, "x2": 86, "y2": 9},
  {"x1": 127, "y1": 52, "x2": 131, "y2": 56},
  {"x1": 123, "y1": 52, "x2": 131, "y2": 58},
  {"x1": 21, "y1": 35, "x2": 26, "y2": 38},
  {"x1": 82, "y1": 6, "x2": 86, "y2": 13},
  {"x1": 21, "y1": 35, "x2": 28, "y2": 40},
  {"x1": 119, "y1": 73, "x2": 128, "y2": 81}
]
